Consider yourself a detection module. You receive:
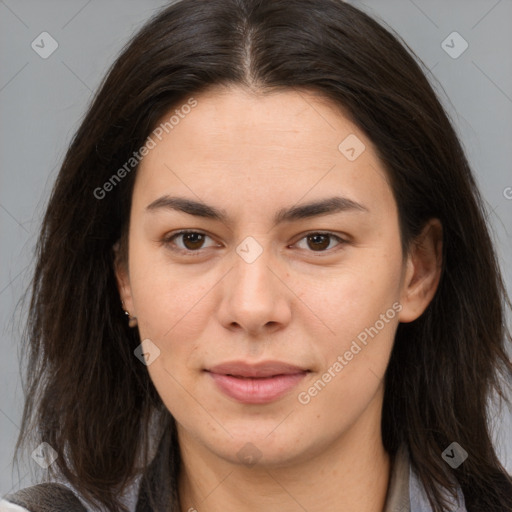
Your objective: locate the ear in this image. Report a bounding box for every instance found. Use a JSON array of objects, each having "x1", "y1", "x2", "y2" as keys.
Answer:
[
  {"x1": 113, "y1": 240, "x2": 135, "y2": 316},
  {"x1": 398, "y1": 218, "x2": 443, "y2": 323}
]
